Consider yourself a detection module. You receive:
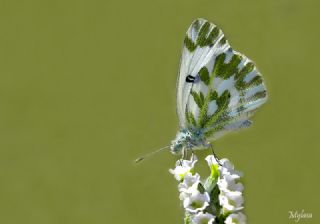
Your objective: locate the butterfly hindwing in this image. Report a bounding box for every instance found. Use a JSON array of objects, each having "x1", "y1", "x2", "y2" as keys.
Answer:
[{"x1": 177, "y1": 18, "x2": 267, "y2": 140}]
